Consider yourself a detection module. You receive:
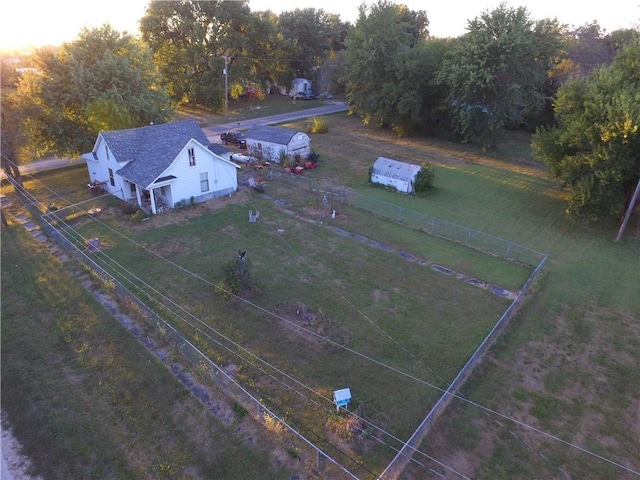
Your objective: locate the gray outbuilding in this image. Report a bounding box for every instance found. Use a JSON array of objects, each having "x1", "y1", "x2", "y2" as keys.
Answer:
[{"x1": 245, "y1": 125, "x2": 311, "y2": 163}]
